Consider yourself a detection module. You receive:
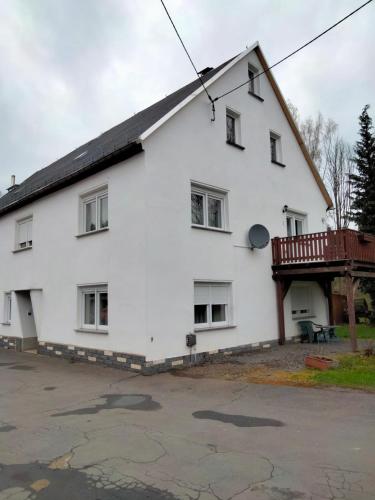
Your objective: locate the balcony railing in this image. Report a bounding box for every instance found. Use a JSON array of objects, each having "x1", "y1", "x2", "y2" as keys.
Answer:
[{"x1": 272, "y1": 229, "x2": 375, "y2": 266}]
